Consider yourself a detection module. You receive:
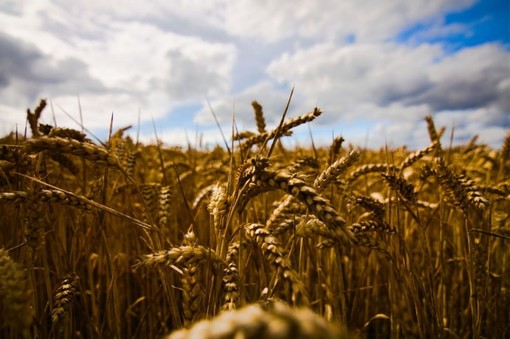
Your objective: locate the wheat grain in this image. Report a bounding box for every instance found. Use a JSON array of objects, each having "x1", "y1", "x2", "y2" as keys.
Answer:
[
  {"x1": 329, "y1": 136, "x2": 345, "y2": 165},
  {"x1": 0, "y1": 191, "x2": 28, "y2": 205},
  {"x1": 39, "y1": 189, "x2": 93, "y2": 211},
  {"x1": 266, "y1": 195, "x2": 304, "y2": 230},
  {"x1": 222, "y1": 242, "x2": 240, "y2": 311},
  {"x1": 48, "y1": 127, "x2": 88, "y2": 142},
  {"x1": 434, "y1": 157, "x2": 489, "y2": 212},
  {"x1": 249, "y1": 167, "x2": 355, "y2": 244},
  {"x1": 472, "y1": 238, "x2": 488, "y2": 301},
  {"x1": 233, "y1": 131, "x2": 257, "y2": 141},
  {"x1": 295, "y1": 216, "x2": 337, "y2": 240},
  {"x1": 25, "y1": 191, "x2": 47, "y2": 250},
  {"x1": 134, "y1": 245, "x2": 222, "y2": 271},
  {"x1": 286, "y1": 156, "x2": 320, "y2": 174},
  {"x1": 166, "y1": 300, "x2": 346, "y2": 339},
  {"x1": 159, "y1": 185, "x2": 172, "y2": 227},
  {"x1": 26, "y1": 99, "x2": 46, "y2": 137},
  {"x1": 23, "y1": 136, "x2": 121, "y2": 168},
  {"x1": 252, "y1": 101, "x2": 267, "y2": 134},
  {"x1": 51, "y1": 272, "x2": 79, "y2": 325},
  {"x1": 425, "y1": 115, "x2": 444, "y2": 157},
  {"x1": 140, "y1": 183, "x2": 161, "y2": 222},
  {"x1": 0, "y1": 98, "x2": 507, "y2": 338},
  {"x1": 245, "y1": 223, "x2": 309, "y2": 305},
  {"x1": 347, "y1": 163, "x2": 397, "y2": 183},
  {"x1": 400, "y1": 142, "x2": 436, "y2": 170},
  {"x1": 207, "y1": 184, "x2": 228, "y2": 230},
  {"x1": 0, "y1": 248, "x2": 33, "y2": 332},
  {"x1": 241, "y1": 108, "x2": 321, "y2": 149},
  {"x1": 349, "y1": 219, "x2": 397, "y2": 235},
  {"x1": 314, "y1": 148, "x2": 360, "y2": 192},
  {"x1": 125, "y1": 150, "x2": 138, "y2": 177},
  {"x1": 179, "y1": 231, "x2": 203, "y2": 326},
  {"x1": 351, "y1": 193, "x2": 385, "y2": 220},
  {"x1": 381, "y1": 173, "x2": 417, "y2": 202}
]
